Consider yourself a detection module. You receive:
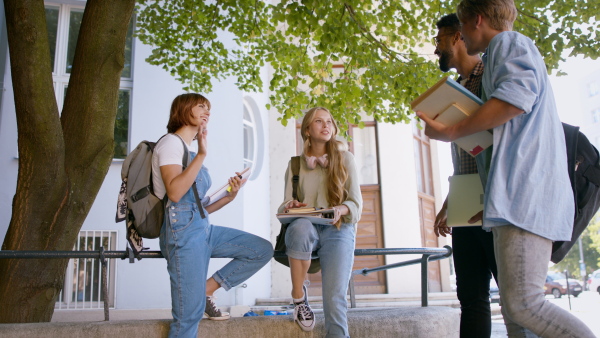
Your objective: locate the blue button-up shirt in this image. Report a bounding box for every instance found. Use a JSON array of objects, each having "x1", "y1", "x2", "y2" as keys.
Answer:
[{"x1": 479, "y1": 31, "x2": 573, "y2": 241}]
